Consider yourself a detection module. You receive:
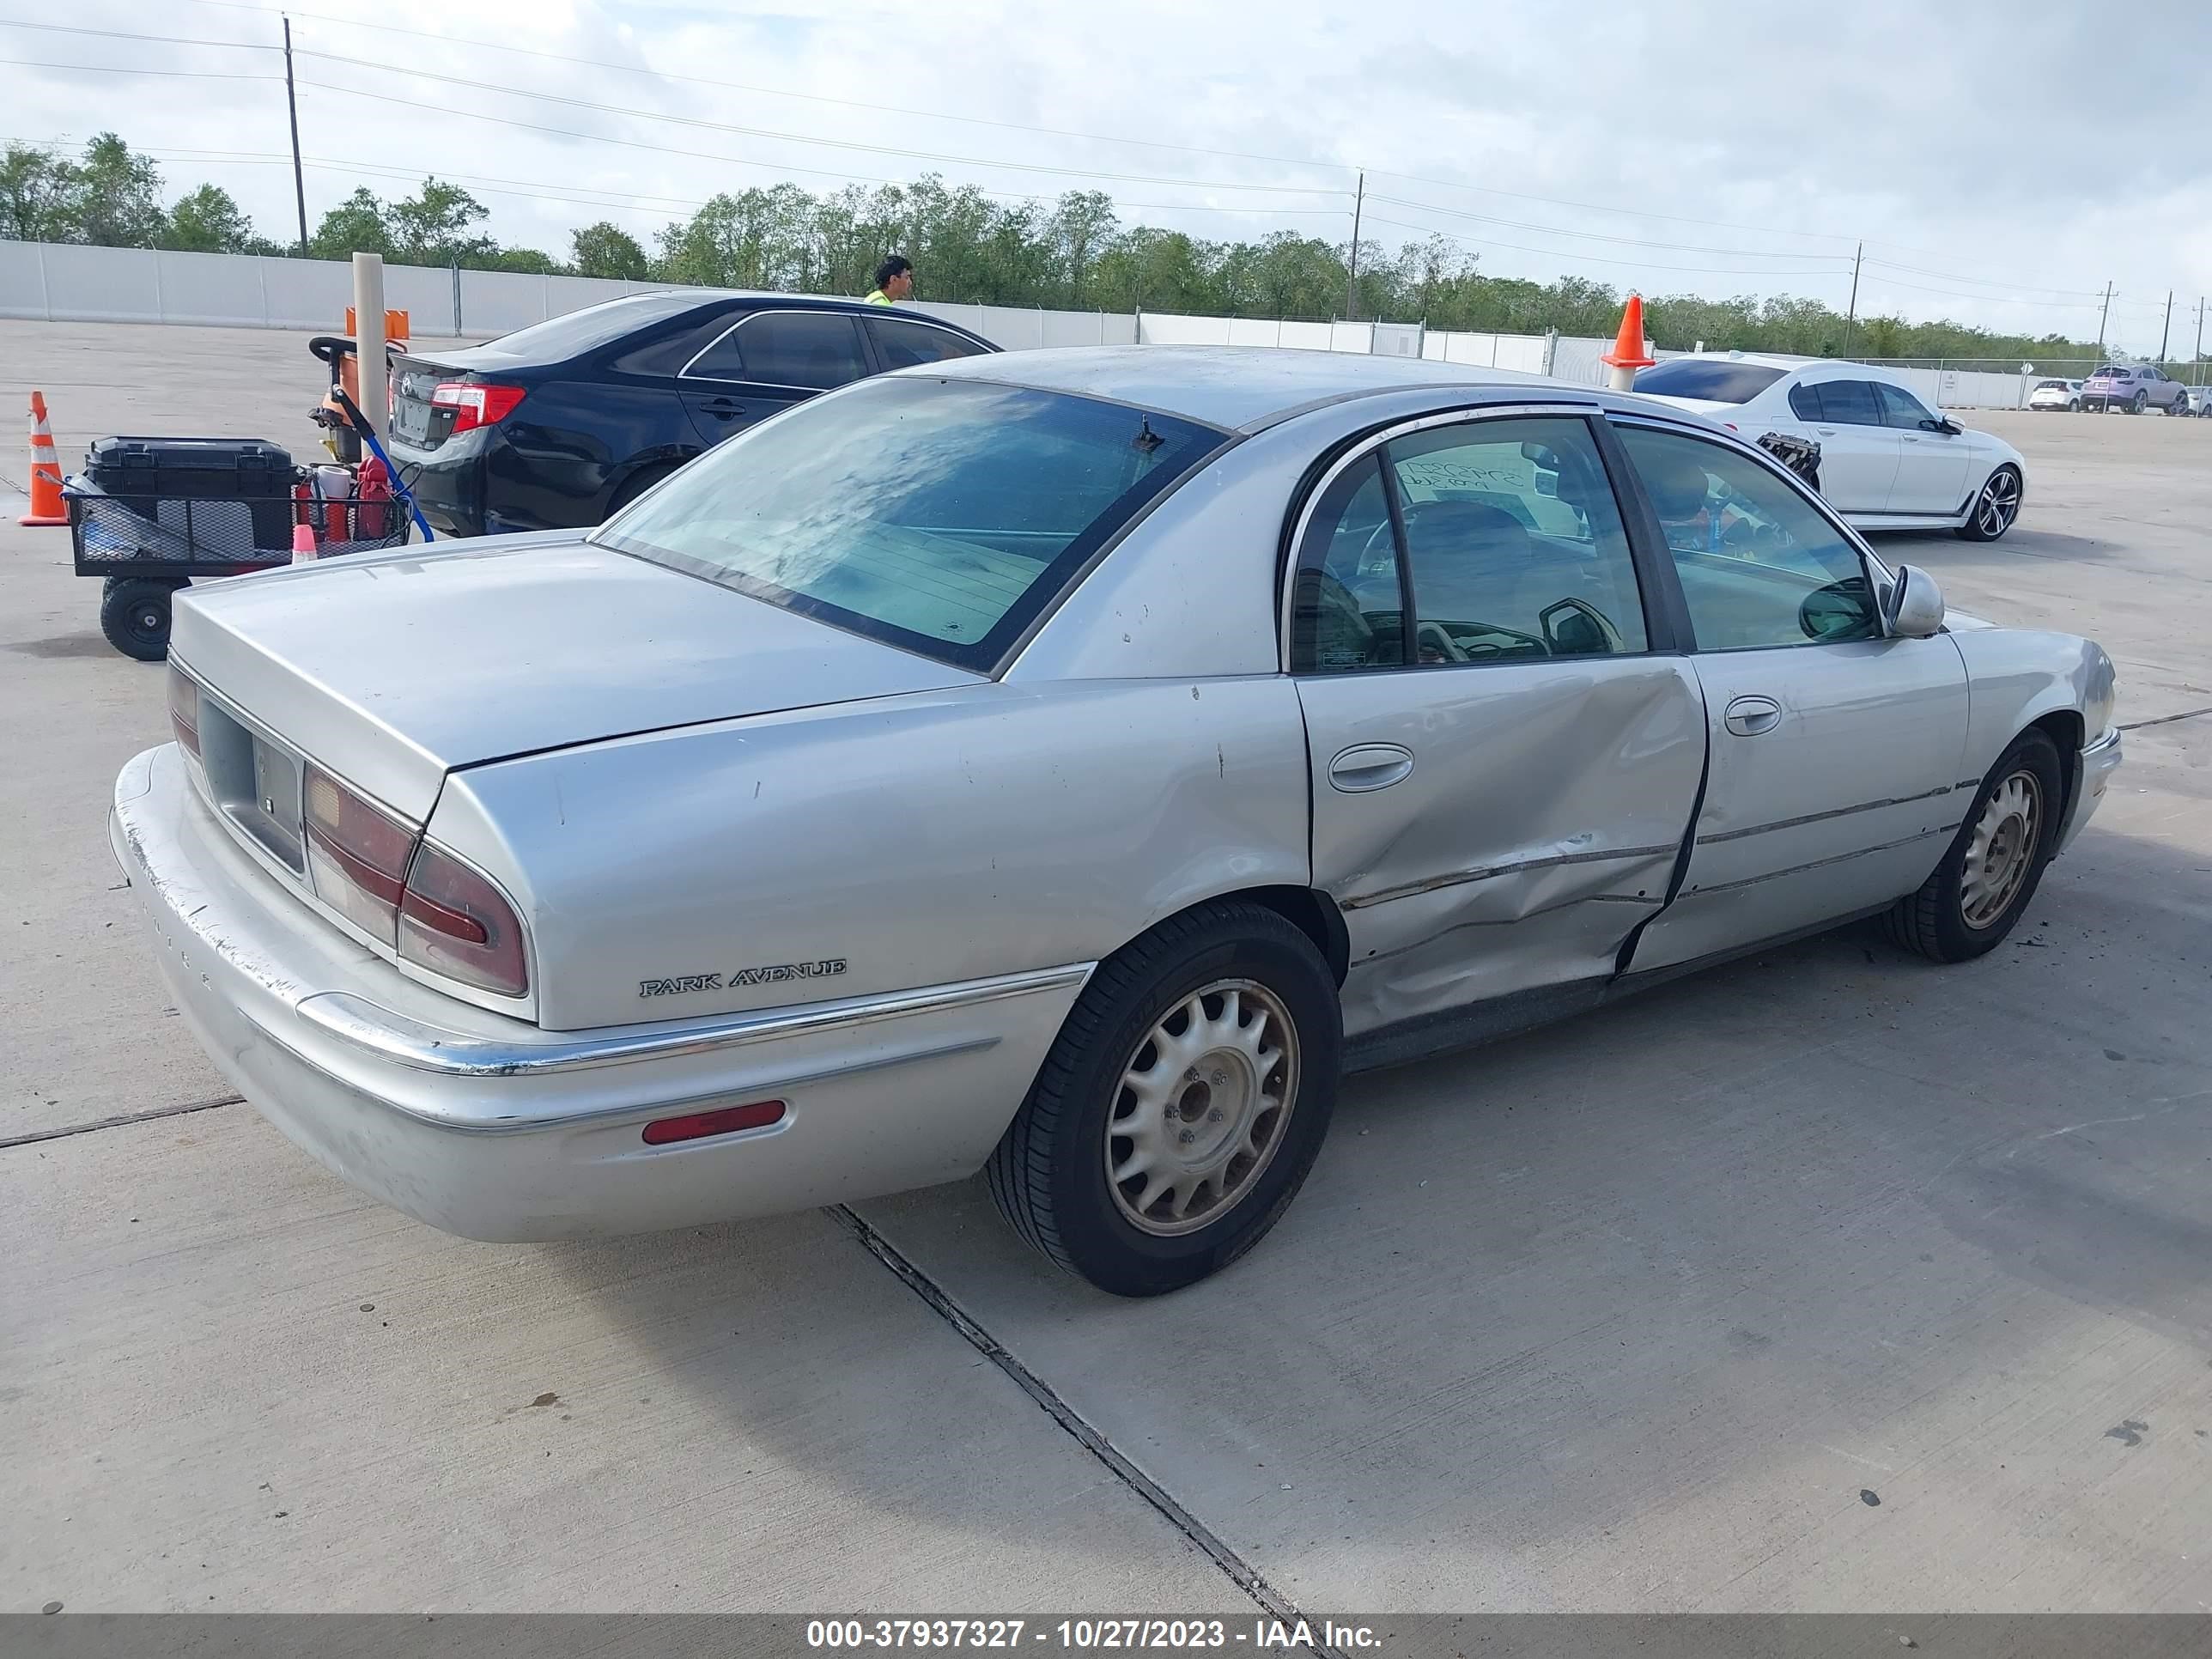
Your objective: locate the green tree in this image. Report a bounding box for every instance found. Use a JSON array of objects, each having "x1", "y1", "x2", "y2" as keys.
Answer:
[
  {"x1": 0, "y1": 143, "x2": 72, "y2": 241},
  {"x1": 570, "y1": 221, "x2": 650, "y2": 280},
  {"x1": 66, "y1": 132, "x2": 166, "y2": 246},
  {"x1": 162, "y1": 185, "x2": 258, "y2": 254},
  {"x1": 1048, "y1": 190, "x2": 1119, "y2": 307},
  {"x1": 483, "y1": 246, "x2": 562, "y2": 274},
  {"x1": 310, "y1": 187, "x2": 392, "y2": 260},
  {"x1": 386, "y1": 178, "x2": 495, "y2": 265}
]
